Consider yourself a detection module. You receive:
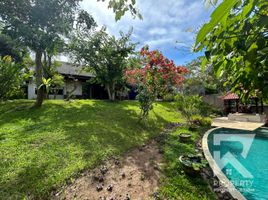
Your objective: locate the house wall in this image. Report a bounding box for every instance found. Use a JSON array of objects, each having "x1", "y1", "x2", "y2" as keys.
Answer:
[
  {"x1": 48, "y1": 95, "x2": 64, "y2": 100},
  {"x1": 28, "y1": 80, "x2": 36, "y2": 100},
  {"x1": 28, "y1": 81, "x2": 65, "y2": 100},
  {"x1": 64, "y1": 80, "x2": 83, "y2": 96},
  {"x1": 27, "y1": 79, "x2": 83, "y2": 99}
]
